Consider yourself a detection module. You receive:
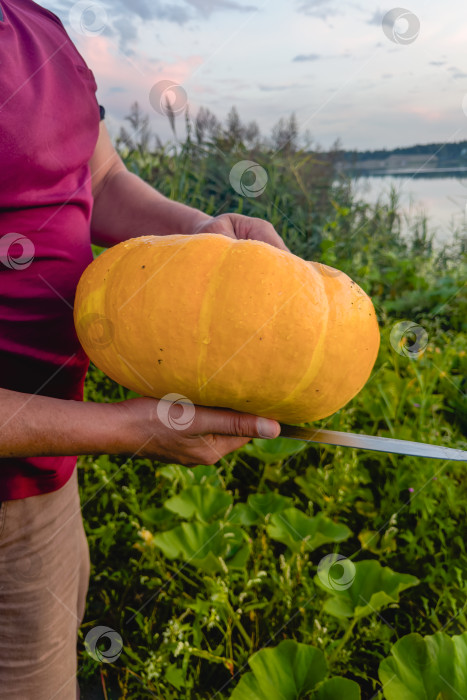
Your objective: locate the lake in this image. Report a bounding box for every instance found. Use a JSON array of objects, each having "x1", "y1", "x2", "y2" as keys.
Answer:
[{"x1": 349, "y1": 173, "x2": 467, "y2": 248}]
